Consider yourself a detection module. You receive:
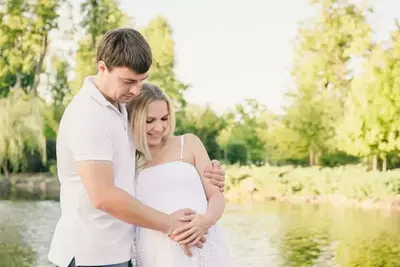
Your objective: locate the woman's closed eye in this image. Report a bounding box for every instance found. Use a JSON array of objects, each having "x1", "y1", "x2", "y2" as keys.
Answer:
[{"x1": 146, "y1": 116, "x2": 168, "y2": 124}]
